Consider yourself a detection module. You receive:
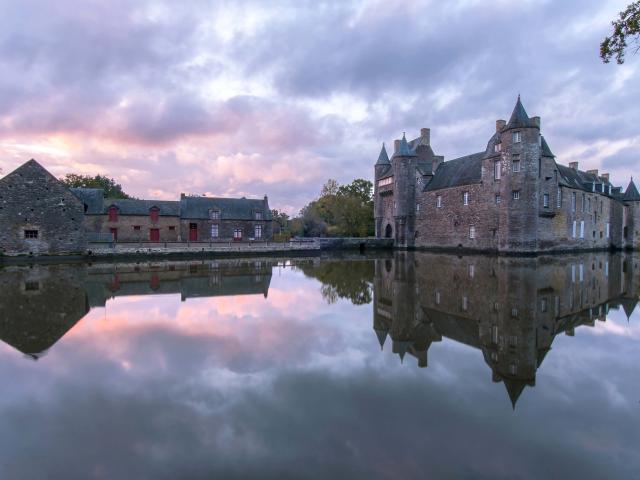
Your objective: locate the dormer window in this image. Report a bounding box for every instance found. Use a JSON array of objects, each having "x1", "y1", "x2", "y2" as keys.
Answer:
[
  {"x1": 494, "y1": 142, "x2": 502, "y2": 152},
  {"x1": 209, "y1": 209, "x2": 220, "y2": 220},
  {"x1": 513, "y1": 131, "x2": 521, "y2": 143},
  {"x1": 108, "y1": 206, "x2": 118, "y2": 222},
  {"x1": 149, "y1": 207, "x2": 159, "y2": 222},
  {"x1": 255, "y1": 211, "x2": 263, "y2": 220}
]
